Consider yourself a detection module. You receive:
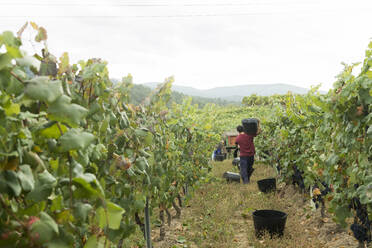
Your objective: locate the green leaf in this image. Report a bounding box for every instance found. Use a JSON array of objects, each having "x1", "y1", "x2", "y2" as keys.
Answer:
[
  {"x1": 48, "y1": 95, "x2": 88, "y2": 127},
  {"x1": 144, "y1": 132, "x2": 153, "y2": 146},
  {"x1": 135, "y1": 157, "x2": 149, "y2": 171},
  {"x1": 84, "y1": 235, "x2": 106, "y2": 248},
  {"x1": 357, "y1": 175, "x2": 372, "y2": 204},
  {"x1": 72, "y1": 160, "x2": 84, "y2": 176},
  {"x1": 134, "y1": 128, "x2": 148, "y2": 138},
  {"x1": 17, "y1": 164, "x2": 35, "y2": 192},
  {"x1": 38, "y1": 170, "x2": 57, "y2": 186},
  {"x1": 23, "y1": 151, "x2": 46, "y2": 170},
  {"x1": 25, "y1": 77, "x2": 63, "y2": 103},
  {"x1": 359, "y1": 88, "x2": 372, "y2": 105},
  {"x1": 73, "y1": 173, "x2": 104, "y2": 197},
  {"x1": 119, "y1": 112, "x2": 129, "y2": 129},
  {"x1": 334, "y1": 205, "x2": 351, "y2": 227},
  {"x1": 358, "y1": 185, "x2": 372, "y2": 204},
  {"x1": 74, "y1": 202, "x2": 92, "y2": 222},
  {"x1": 367, "y1": 125, "x2": 372, "y2": 135},
  {"x1": 177, "y1": 236, "x2": 187, "y2": 244},
  {"x1": 81, "y1": 63, "x2": 106, "y2": 80},
  {"x1": 366, "y1": 71, "x2": 372, "y2": 79},
  {"x1": 96, "y1": 201, "x2": 125, "y2": 230},
  {"x1": 0, "y1": 71, "x2": 24, "y2": 95},
  {"x1": 40, "y1": 60, "x2": 57, "y2": 76},
  {"x1": 50, "y1": 195, "x2": 63, "y2": 212},
  {"x1": 45, "y1": 240, "x2": 70, "y2": 248},
  {"x1": 6, "y1": 46, "x2": 22, "y2": 58},
  {"x1": 326, "y1": 153, "x2": 339, "y2": 166},
  {"x1": 4, "y1": 102, "x2": 20, "y2": 116},
  {"x1": 0, "y1": 151, "x2": 18, "y2": 157},
  {"x1": 58, "y1": 128, "x2": 95, "y2": 152},
  {"x1": 87, "y1": 101, "x2": 101, "y2": 118},
  {"x1": 31, "y1": 212, "x2": 59, "y2": 243},
  {"x1": 0, "y1": 53, "x2": 12, "y2": 70},
  {"x1": 19, "y1": 201, "x2": 46, "y2": 216},
  {"x1": 39, "y1": 123, "x2": 68, "y2": 139},
  {"x1": 27, "y1": 170, "x2": 57, "y2": 202},
  {"x1": 0, "y1": 31, "x2": 21, "y2": 47},
  {"x1": 99, "y1": 119, "x2": 109, "y2": 134},
  {"x1": 106, "y1": 202, "x2": 125, "y2": 229},
  {"x1": 96, "y1": 207, "x2": 106, "y2": 229},
  {"x1": 3, "y1": 170, "x2": 21, "y2": 196}
]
